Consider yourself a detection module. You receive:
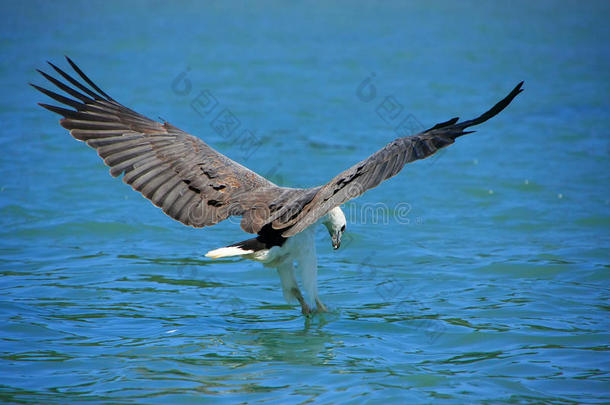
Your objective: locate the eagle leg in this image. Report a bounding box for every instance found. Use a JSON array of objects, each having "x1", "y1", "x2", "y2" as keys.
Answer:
[
  {"x1": 291, "y1": 287, "x2": 311, "y2": 315},
  {"x1": 315, "y1": 297, "x2": 328, "y2": 313}
]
